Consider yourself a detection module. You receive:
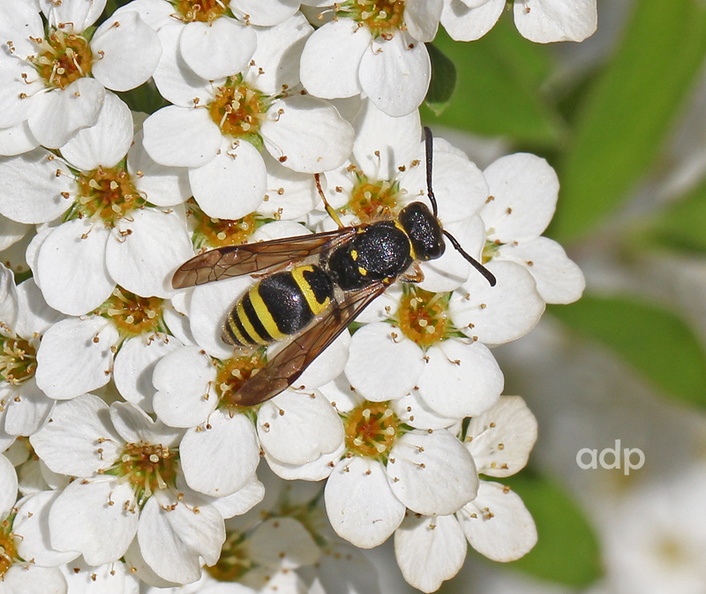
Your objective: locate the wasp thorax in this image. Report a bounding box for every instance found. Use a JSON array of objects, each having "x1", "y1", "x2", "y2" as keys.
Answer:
[
  {"x1": 95, "y1": 288, "x2": 163, "y2": 338},
  {"x1": 345, "y1": 174, "x2": 403, "y2": 223},
  {"x1": 216, "y1": 354, "x2": 267, "y2": 409},
  {"x1": 108, "y1": 442, "x2": 178, "y2": 506},
  {"x1": 31, "y1": 28, "x2": 93, "y2": 90},
  {"x1": 344, "y1": 402, "x2": 402, "y2": 460},
  {"x1": 209, "y1": 77, "x2": 267, "y2": 139},
  {"x1": 75, "y1": 166, "x2": 144, "y2": 227},
  {"x1": 397, "y1": 286, "x2": 451, "y2": 348},
  {"x1": 338, "y1": 0, "x2": 406, "y2": 36},
  {"x1": 0, "y1": 336, "x2": 37, "y2": 386},
  {"x1": 174, "y1": 0, "x2": 227, "y2": 22}
]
